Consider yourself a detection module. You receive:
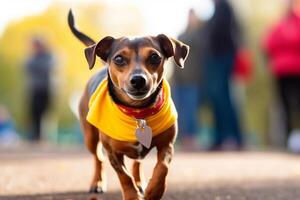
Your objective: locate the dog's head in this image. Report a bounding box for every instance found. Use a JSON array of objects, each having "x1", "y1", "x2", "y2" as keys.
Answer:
[
  {"x1": 68, "y1": 10, "x2": 189, "y2": 101},
  {"x1": 85, "y1": 35, "x2": 189, "y2": 100}
]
